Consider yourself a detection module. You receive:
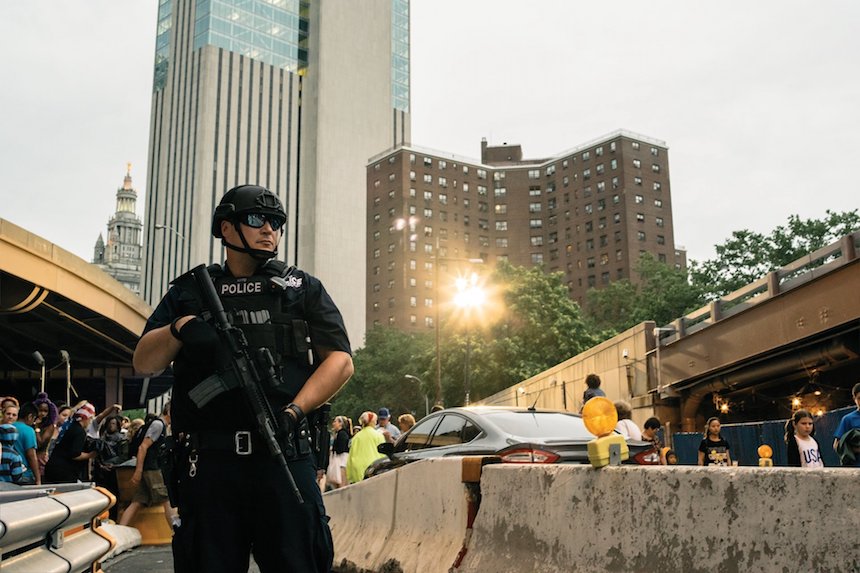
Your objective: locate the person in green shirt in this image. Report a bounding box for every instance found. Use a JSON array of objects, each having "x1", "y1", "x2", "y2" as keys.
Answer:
[{"x1": 346, "y1": 411, "x2": 386, "y2": 483}]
